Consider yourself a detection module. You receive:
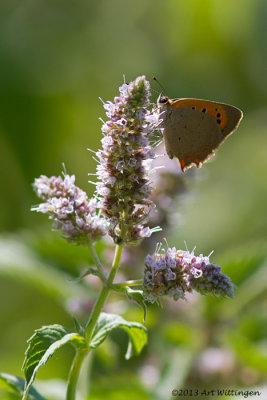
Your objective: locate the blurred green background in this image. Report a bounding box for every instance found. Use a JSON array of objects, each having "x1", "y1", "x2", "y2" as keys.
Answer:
[{"x1": 1, "y1": 0, "x2": 267, "y2": 399}]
